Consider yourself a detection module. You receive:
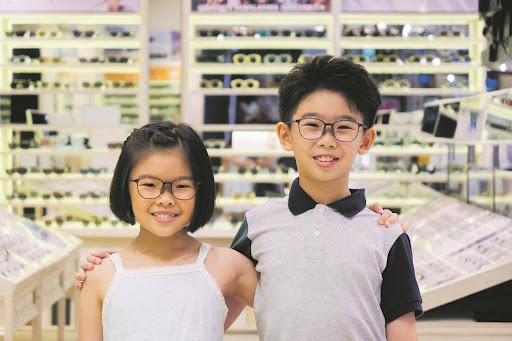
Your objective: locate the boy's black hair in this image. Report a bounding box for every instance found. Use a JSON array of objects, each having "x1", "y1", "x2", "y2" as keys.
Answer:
[
  {"x1": 109, "y1": 121, "x2": 216, "y2": 233},
  {"x1": 278, "y1": 54, "x2": 382, "y2": 128}
]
